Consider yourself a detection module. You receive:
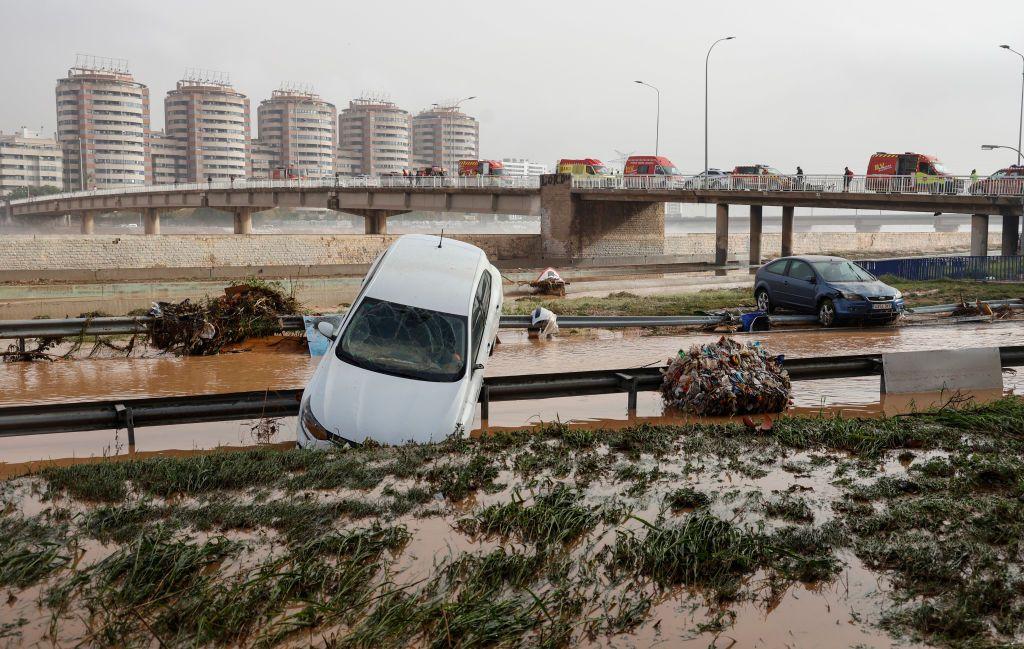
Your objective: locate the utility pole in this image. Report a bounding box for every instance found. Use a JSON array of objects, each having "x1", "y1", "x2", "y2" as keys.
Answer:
[{"x1": 705, "y1": 37, "x2": 735, "y2": 185}]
